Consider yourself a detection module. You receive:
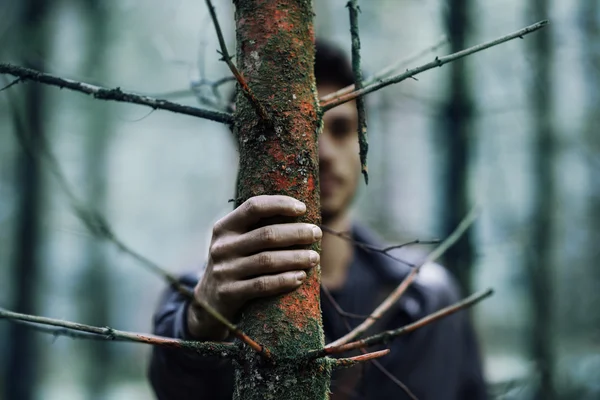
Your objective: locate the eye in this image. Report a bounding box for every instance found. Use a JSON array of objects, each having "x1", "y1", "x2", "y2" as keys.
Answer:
[{"x1": 329, "y1": 117, "x2": 355, "y2": 139}]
